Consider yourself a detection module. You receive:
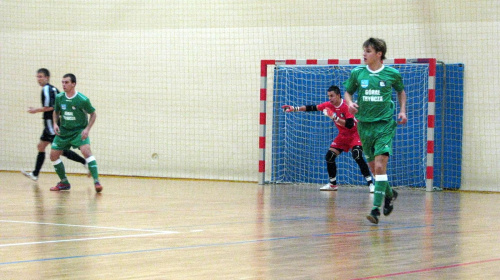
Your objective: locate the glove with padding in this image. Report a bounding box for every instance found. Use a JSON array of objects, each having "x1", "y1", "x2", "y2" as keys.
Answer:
[
  {"x1": 323, "y1": 108, "x2": 339, "y2": 121},
  {"x1": 282, "y1": 105, "x2": 298, "y2": 112}
]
